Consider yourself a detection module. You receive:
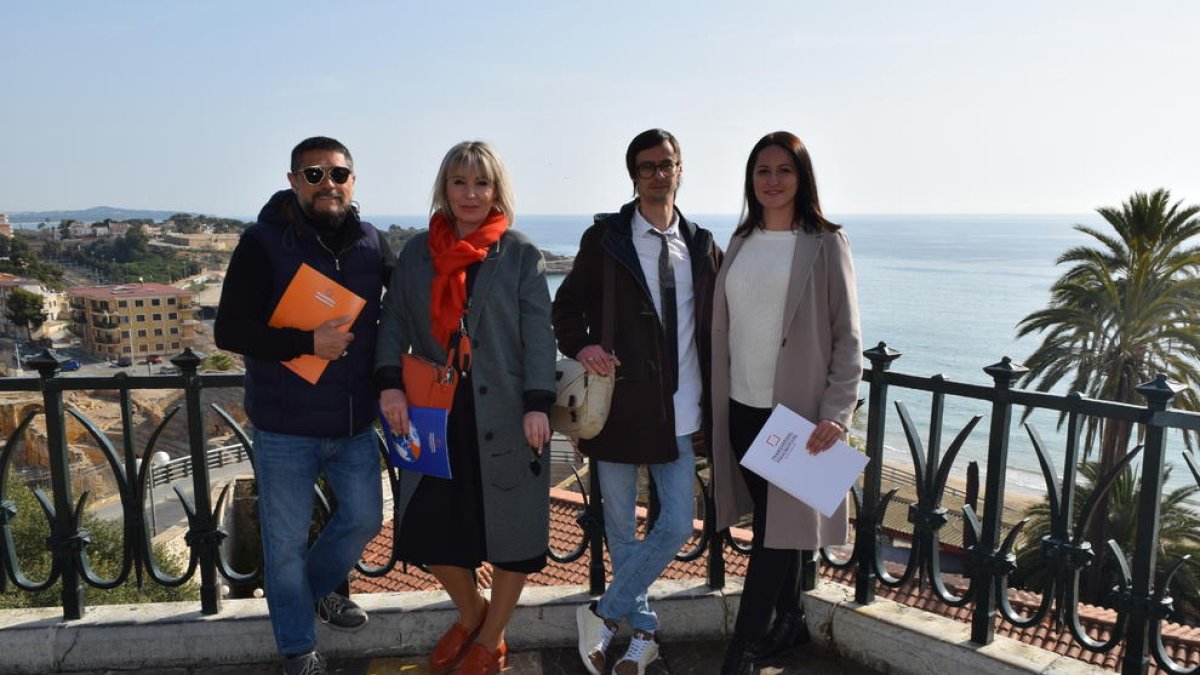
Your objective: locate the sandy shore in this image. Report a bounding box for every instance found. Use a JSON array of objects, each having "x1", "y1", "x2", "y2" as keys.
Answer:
[{"x1": 880, "y1": 459, "x2": 1042, "y2": 526}]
